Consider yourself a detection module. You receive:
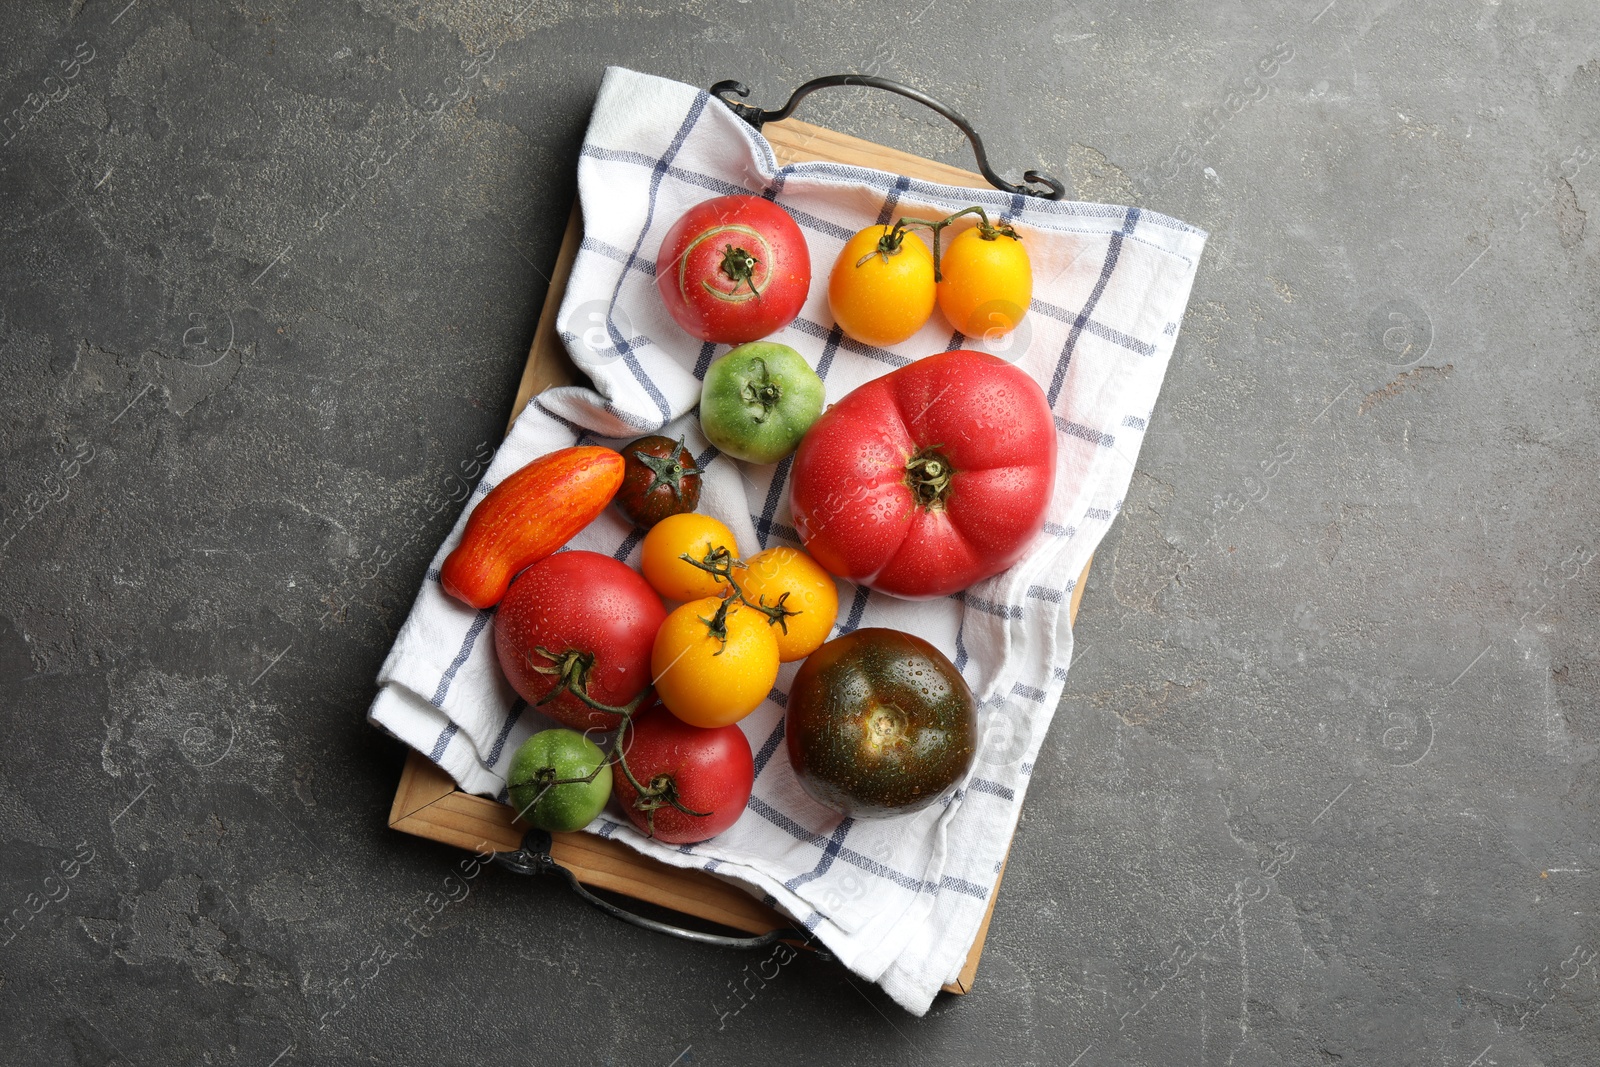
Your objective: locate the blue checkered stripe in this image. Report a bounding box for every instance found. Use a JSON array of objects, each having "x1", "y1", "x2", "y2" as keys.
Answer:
[{"x1": 393, "y1": 69, "x2": 1204, "y2": 958}]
